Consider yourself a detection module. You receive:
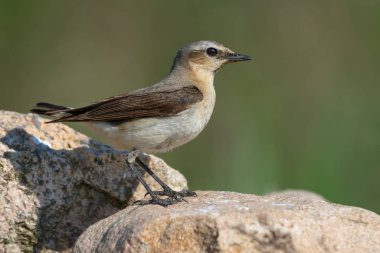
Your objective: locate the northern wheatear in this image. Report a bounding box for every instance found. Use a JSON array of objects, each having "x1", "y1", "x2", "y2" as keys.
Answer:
[{"x1": 31, "y1": 40, "x2": 251, "y2": 206}]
